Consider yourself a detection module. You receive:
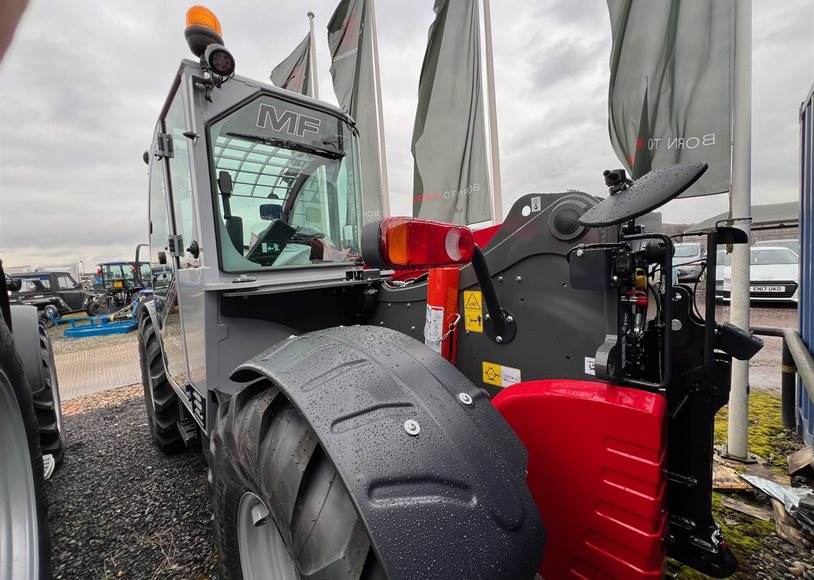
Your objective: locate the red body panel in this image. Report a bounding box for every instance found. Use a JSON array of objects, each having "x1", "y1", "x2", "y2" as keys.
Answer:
[
  {"x1": 492, "y1": 380, "x2": 667, "y2": 580},
  {"x1": 472, "y1": 224, "x2": 500, "y2": 248}
]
